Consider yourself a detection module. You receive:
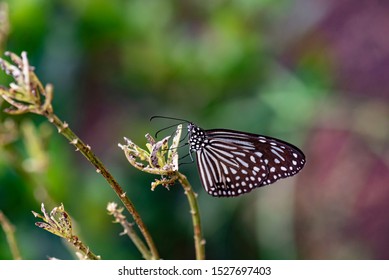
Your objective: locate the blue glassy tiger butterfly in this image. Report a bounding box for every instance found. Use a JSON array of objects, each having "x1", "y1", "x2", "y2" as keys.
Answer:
[{"x1": 151, "y1": 116, "x2": 306, "y2": 198}]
